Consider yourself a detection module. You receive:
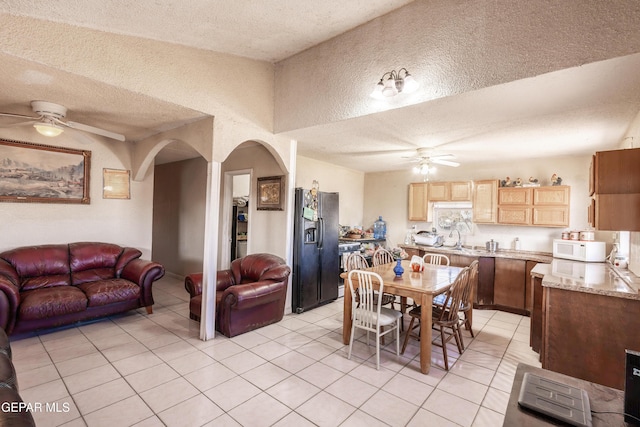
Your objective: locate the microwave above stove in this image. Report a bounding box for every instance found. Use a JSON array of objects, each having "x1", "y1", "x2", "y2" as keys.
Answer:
[{"x1": 552, "y1": 239, "x2": 606, "y2": 262}]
